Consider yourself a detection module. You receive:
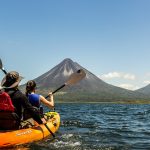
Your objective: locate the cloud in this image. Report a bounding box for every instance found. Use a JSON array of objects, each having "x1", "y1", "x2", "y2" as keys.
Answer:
[
  {"x1": 123, "y1": 74, "x2": 135, "y2": 80},
  {"x1": 118, "y1": 84, "x2": 139, "y2": 90},
  {"x1": 100, "y1": 72, "x2": 135, "y2": 80},
  {"x1": 101, "y1": 72, "x2": 121, "y2": 79},
  {"x1": 143, "y1": 80, "x2": 150, "y2": 84},
  {"x1": 99, "y1": 71, "x2": 138, "y2": 90}
]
